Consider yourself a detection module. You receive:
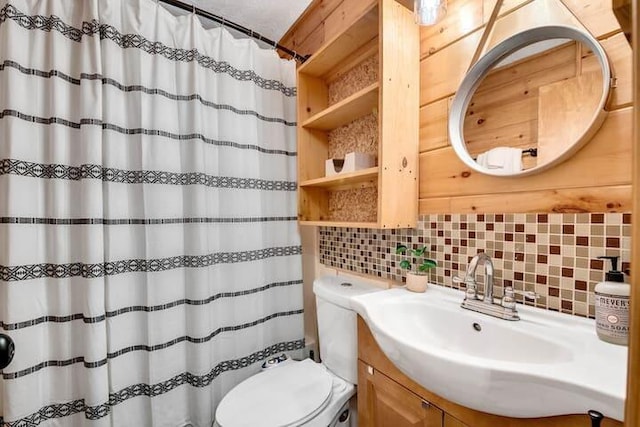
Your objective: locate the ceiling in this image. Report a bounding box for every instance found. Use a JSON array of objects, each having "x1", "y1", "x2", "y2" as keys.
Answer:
[{"x1": 160, "y1": 0, "x2": 313, "y2": 44}]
